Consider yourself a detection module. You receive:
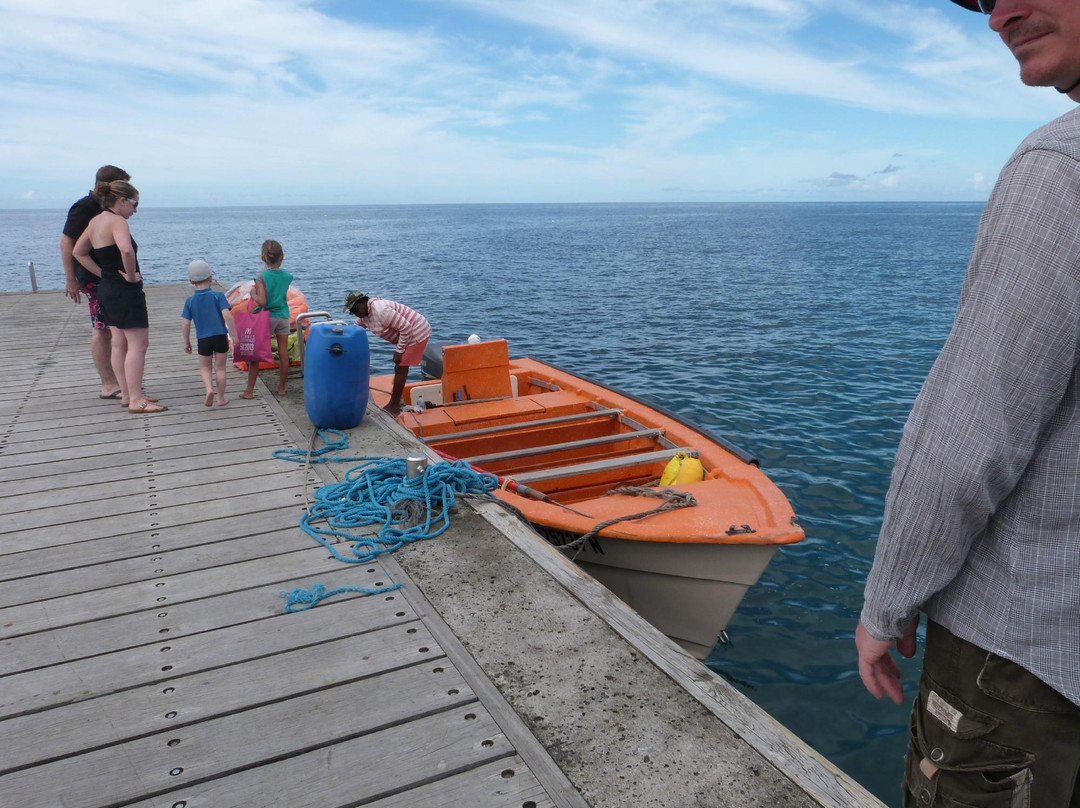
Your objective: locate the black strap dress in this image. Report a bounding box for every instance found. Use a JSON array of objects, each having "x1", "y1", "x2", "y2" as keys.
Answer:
[{"x1": 92, "y1": 239, "x2": 148, "y2": 329}]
